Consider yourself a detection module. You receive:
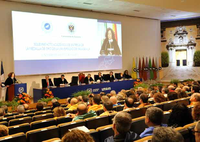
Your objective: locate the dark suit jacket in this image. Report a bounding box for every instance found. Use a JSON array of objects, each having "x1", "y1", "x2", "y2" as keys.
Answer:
[
  {"x1": 58, "y1": 78, "x2": 68, "y2": 85},
  {"x1": 84, "y1": 77, "x2": 94, "y2": 84},
  {"x1": 42, "y1": 79, "x2": 54, "y2": 88},
  {"x1": 5, "y1": 77, "x2": 17, "y2": 86},
  {"x1": 123, "y1": 74, "x2": 131, "y2": 79},
  {"x1": 109, "y1": 75, "x2": 115, "y2": 82},
  {"x1": 96, "y1": 75, "x2": 103, "y2": 82},
  {"x1": 100, "y1": 39, "x2": 121, "y2": 55}
]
